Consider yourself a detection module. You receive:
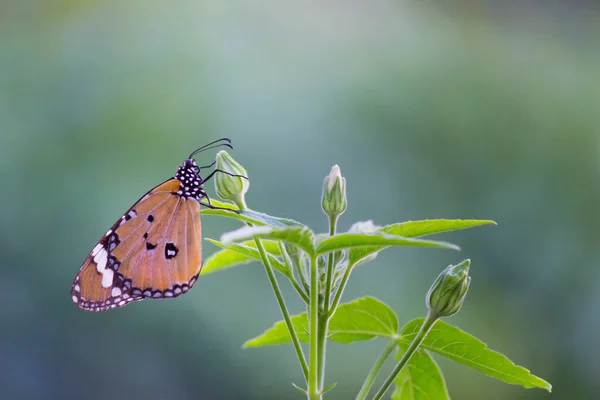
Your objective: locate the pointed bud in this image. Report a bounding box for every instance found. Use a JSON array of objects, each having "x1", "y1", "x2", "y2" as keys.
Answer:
[
  {"x1": 321, "y1": 165, "x2": 347, "y2": 218},
  {"x1": 214, "y1": 150, "x2": 249, "y2": 208},
  {"x1": 426, "y1": 259, "x2": 471, "y2": 318}
]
